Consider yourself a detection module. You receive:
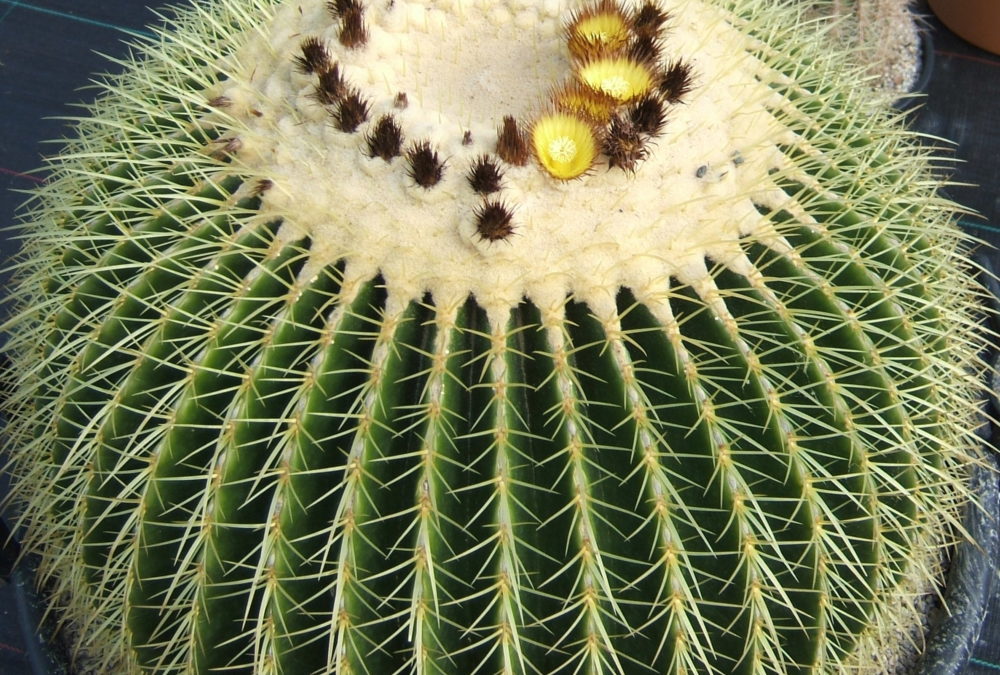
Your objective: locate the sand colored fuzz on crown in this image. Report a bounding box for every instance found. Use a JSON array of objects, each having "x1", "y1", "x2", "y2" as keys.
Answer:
[{"x1": 213, "y1": 0, "x2": 796, "y2": 320}]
